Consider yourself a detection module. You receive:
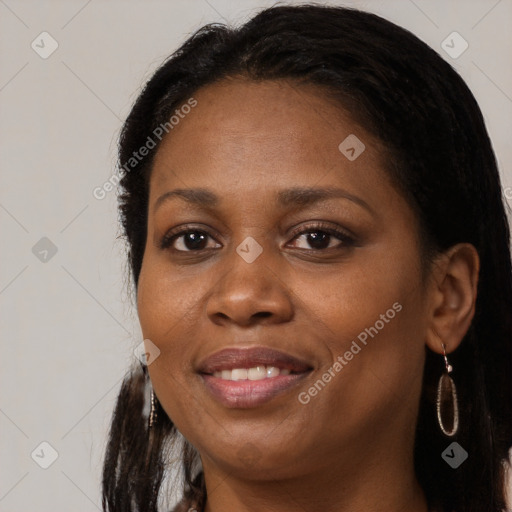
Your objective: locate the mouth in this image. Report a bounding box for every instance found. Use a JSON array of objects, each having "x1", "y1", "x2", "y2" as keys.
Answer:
[
  {"x1": 211, "y1": 366, "x2": 293, "y2": 380},
  {"x1": 197, "y1": 346, "x2": 313, "y2": 408}
]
